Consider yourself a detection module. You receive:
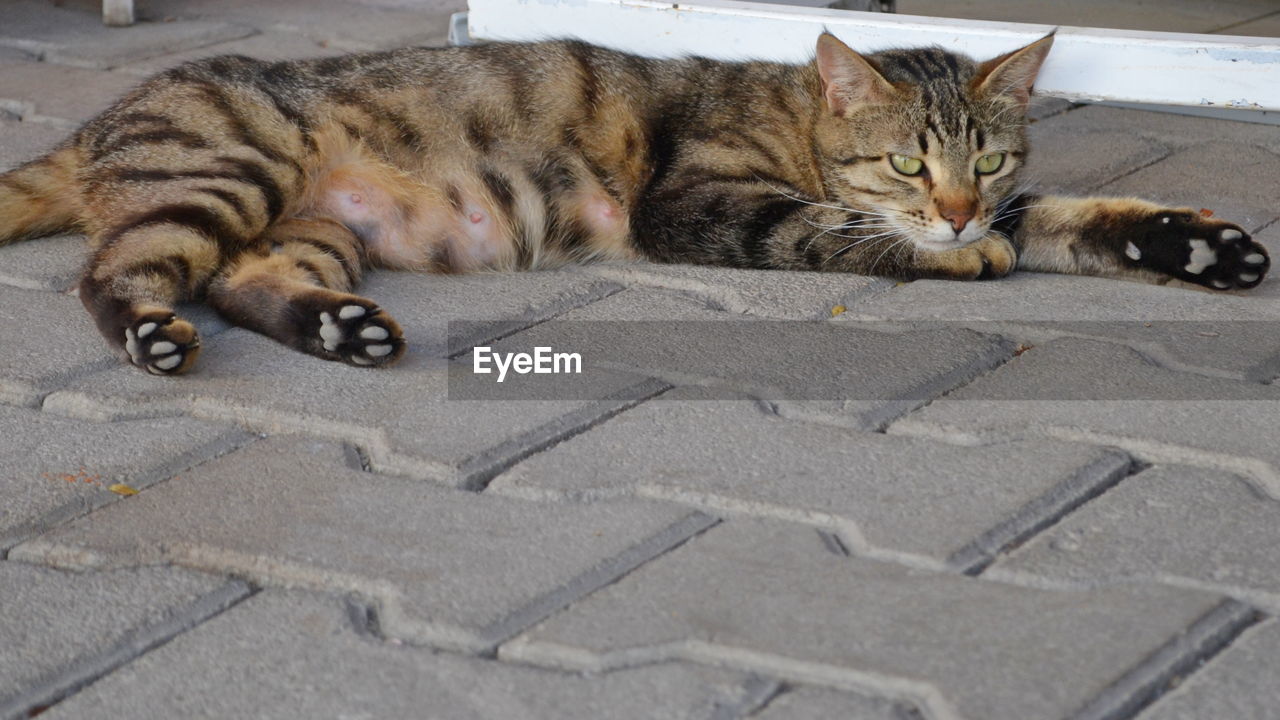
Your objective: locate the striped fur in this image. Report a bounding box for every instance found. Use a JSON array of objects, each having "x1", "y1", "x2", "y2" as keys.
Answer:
[{"x1": 0, "y1": 34, "x2": 1268, "y2": 373}]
